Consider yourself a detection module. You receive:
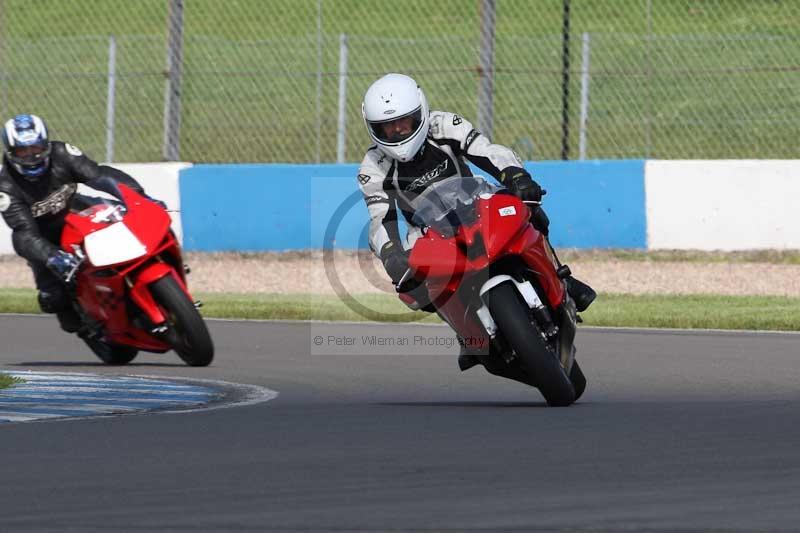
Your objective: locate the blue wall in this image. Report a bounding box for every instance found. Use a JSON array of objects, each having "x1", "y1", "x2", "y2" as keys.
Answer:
[
  {"x1": 533, "y1": 160, "x2": 645, "y2": 249},
  {"x1": 180, "y1": 164, "x2": 364, "y2": 251},
  {"x1": 180, "y1": 160, "x2": 645, "y2": 251}
]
